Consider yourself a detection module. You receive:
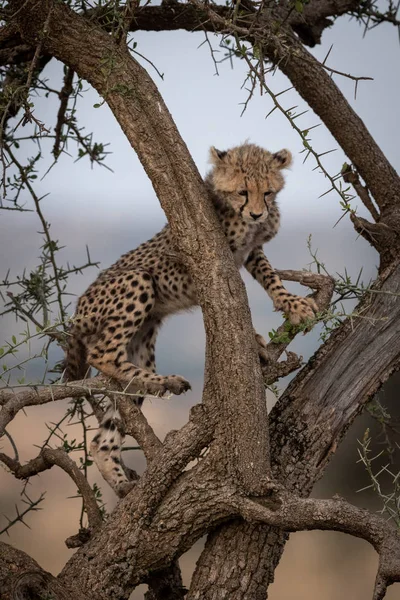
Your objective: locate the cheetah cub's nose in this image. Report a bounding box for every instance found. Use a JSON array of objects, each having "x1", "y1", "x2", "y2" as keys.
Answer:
[{"x1": 250, "y1": 212, "x2": 263, "y2": 221}]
